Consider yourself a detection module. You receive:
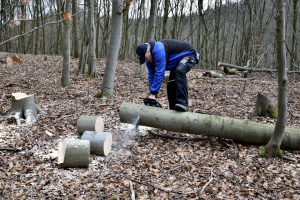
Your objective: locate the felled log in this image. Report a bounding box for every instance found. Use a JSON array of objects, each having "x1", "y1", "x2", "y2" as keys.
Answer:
[
  {"x1": 253, "y1": 93, "x2": 277, "y2": 119},
  {"x1": 81, "y1": 131, "x2": 112, "y2": 156},
  {"x1": 203, "y1": 71, "x2": 223, "y2": 78},
  {"x1": 77, "y1": 115, "x2": 104, "y2": 135},
  {"x1": 7, "y1": 93, "x2": 44, "y2": 125},
  {"x1": 119, "y1": 102, "x2": 300, "y2": 150},
  {"x1": 58, "y1": 139, "x2": 90, "y2": 168}
]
